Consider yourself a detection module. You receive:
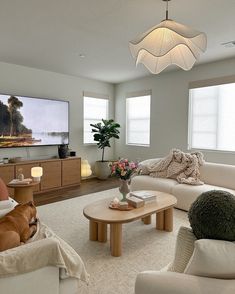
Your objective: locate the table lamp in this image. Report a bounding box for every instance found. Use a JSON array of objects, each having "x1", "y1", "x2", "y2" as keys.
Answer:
[{"x1": 31, "y1": 167, "x2": 43, "y2": 182}]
